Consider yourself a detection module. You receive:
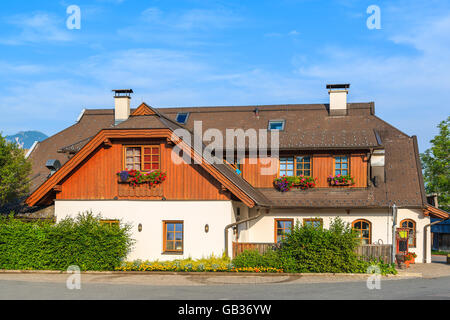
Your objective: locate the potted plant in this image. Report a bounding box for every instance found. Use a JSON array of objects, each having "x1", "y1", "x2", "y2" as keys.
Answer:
[
  {"x1": 327, "y1": 174, "x2": 355, "y2": 186},
  {"x1": 405, "y1": 252, "x2": 417, "y2": 264}
]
